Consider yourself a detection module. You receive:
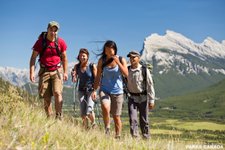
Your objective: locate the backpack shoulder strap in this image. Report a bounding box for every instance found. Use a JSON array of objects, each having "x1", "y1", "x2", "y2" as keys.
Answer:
[
  {"x1": 141, "y1": 65, "x2": 147, "y2": 81},
  {"x1": 54, "y1": 37, "x2": 62, "y2": 60},
  {"x1": 75, "y1": 63, "x2": 80, "y2": 73},
  {"x1": 119, "y1": 56, "x2": 123, "y2": 64},
  {"x1": 39, "y1": 32, "x2": 47, "y2": 58},
  {"x1": 89, "y1": 63, "x2": 94, "y2": 76},
  {"x1": 141, "y1": 65, "x2": 147, "y2": 92},
  {"x1": 128, "y1": 65, "x2": 131, "y2": 70}
]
